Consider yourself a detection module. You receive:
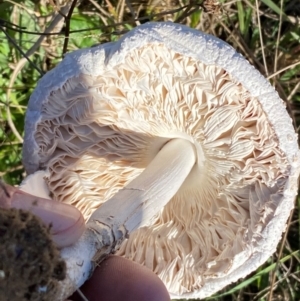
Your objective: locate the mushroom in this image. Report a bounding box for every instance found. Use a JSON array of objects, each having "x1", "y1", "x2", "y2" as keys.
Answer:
[{"x1": 22, "y1": 22, "x2": 300, "y2": 299}]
